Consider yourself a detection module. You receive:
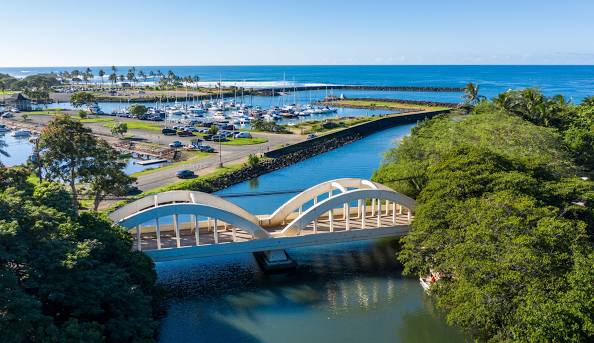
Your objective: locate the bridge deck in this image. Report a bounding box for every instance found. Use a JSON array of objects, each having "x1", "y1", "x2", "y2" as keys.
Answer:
[{"x1": 135, "y1": 212, "x2": 411, "y2": 252}]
